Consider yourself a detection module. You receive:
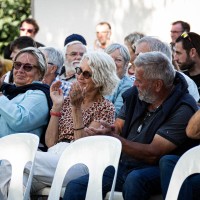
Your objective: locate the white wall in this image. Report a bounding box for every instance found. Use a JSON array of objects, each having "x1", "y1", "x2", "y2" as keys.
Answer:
[{"x1": 32, "y1": 0, "x2": 200, "y2": 50}]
